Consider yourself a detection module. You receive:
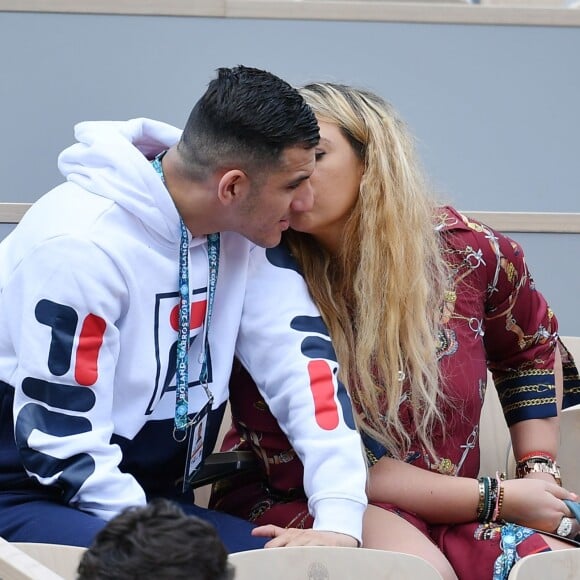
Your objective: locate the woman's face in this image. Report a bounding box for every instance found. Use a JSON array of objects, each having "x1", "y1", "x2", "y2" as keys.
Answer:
[{"x1": 289, "y1": 119, "x2": 364, "y2": 253}]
